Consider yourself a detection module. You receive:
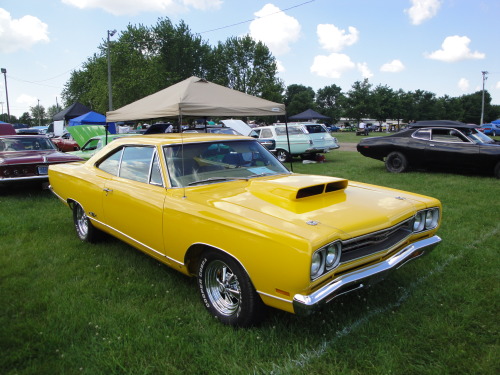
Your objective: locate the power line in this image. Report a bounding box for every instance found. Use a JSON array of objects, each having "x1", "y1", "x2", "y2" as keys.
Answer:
[{"x1": 197, "y1": 0, "x2": 316, "y2": 34}]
